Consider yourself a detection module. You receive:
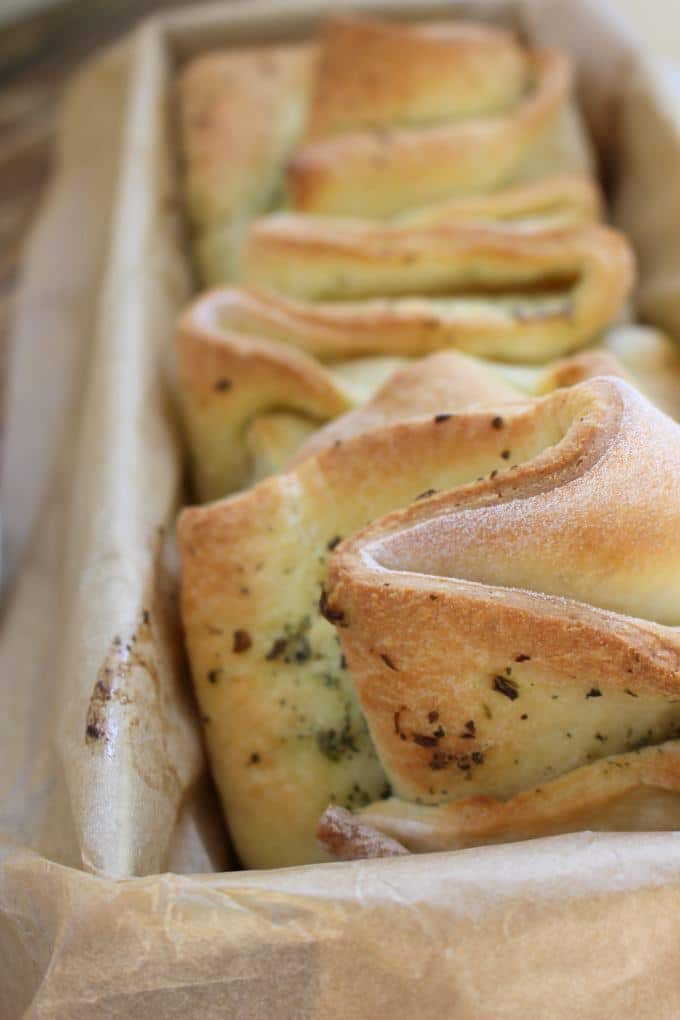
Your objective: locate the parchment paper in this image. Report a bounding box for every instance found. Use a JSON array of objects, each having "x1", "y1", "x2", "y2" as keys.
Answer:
[
  {"x1": 3, "y1": 829, "x2": 680, "y2": 1019},
  {"x1": 3, "y1": 1, "x2": 680, "y2": 1017}
]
